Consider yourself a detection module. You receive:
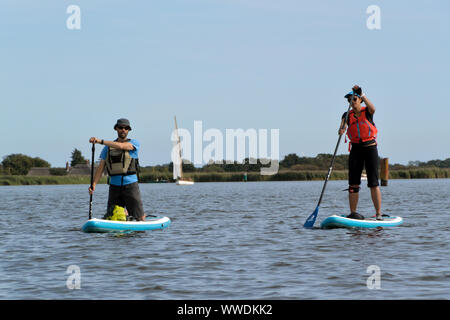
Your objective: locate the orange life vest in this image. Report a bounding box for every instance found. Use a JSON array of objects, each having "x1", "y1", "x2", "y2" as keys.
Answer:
[{"x1": 346, "y1": 107, "x2": 377, "y2": 145}]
